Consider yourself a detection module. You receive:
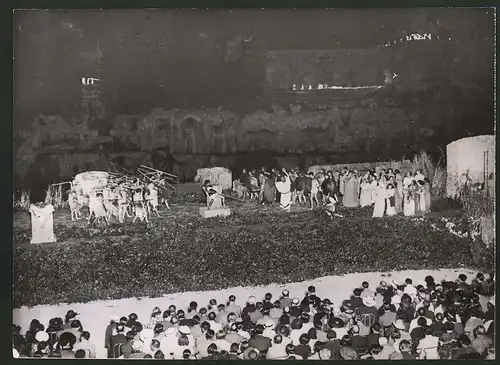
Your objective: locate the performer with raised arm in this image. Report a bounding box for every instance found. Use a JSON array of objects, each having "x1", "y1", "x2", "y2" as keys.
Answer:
[{"x1": 275, "y1": 168, "x2": 292, "y2": 212}]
